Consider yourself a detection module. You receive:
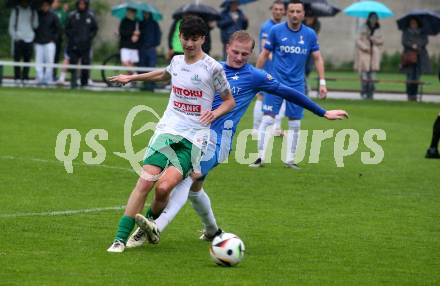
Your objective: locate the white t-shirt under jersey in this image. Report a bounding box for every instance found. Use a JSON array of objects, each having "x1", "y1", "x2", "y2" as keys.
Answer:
[{"x1": 155, "y1": 54, "x2": 230, "y2": 149}]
